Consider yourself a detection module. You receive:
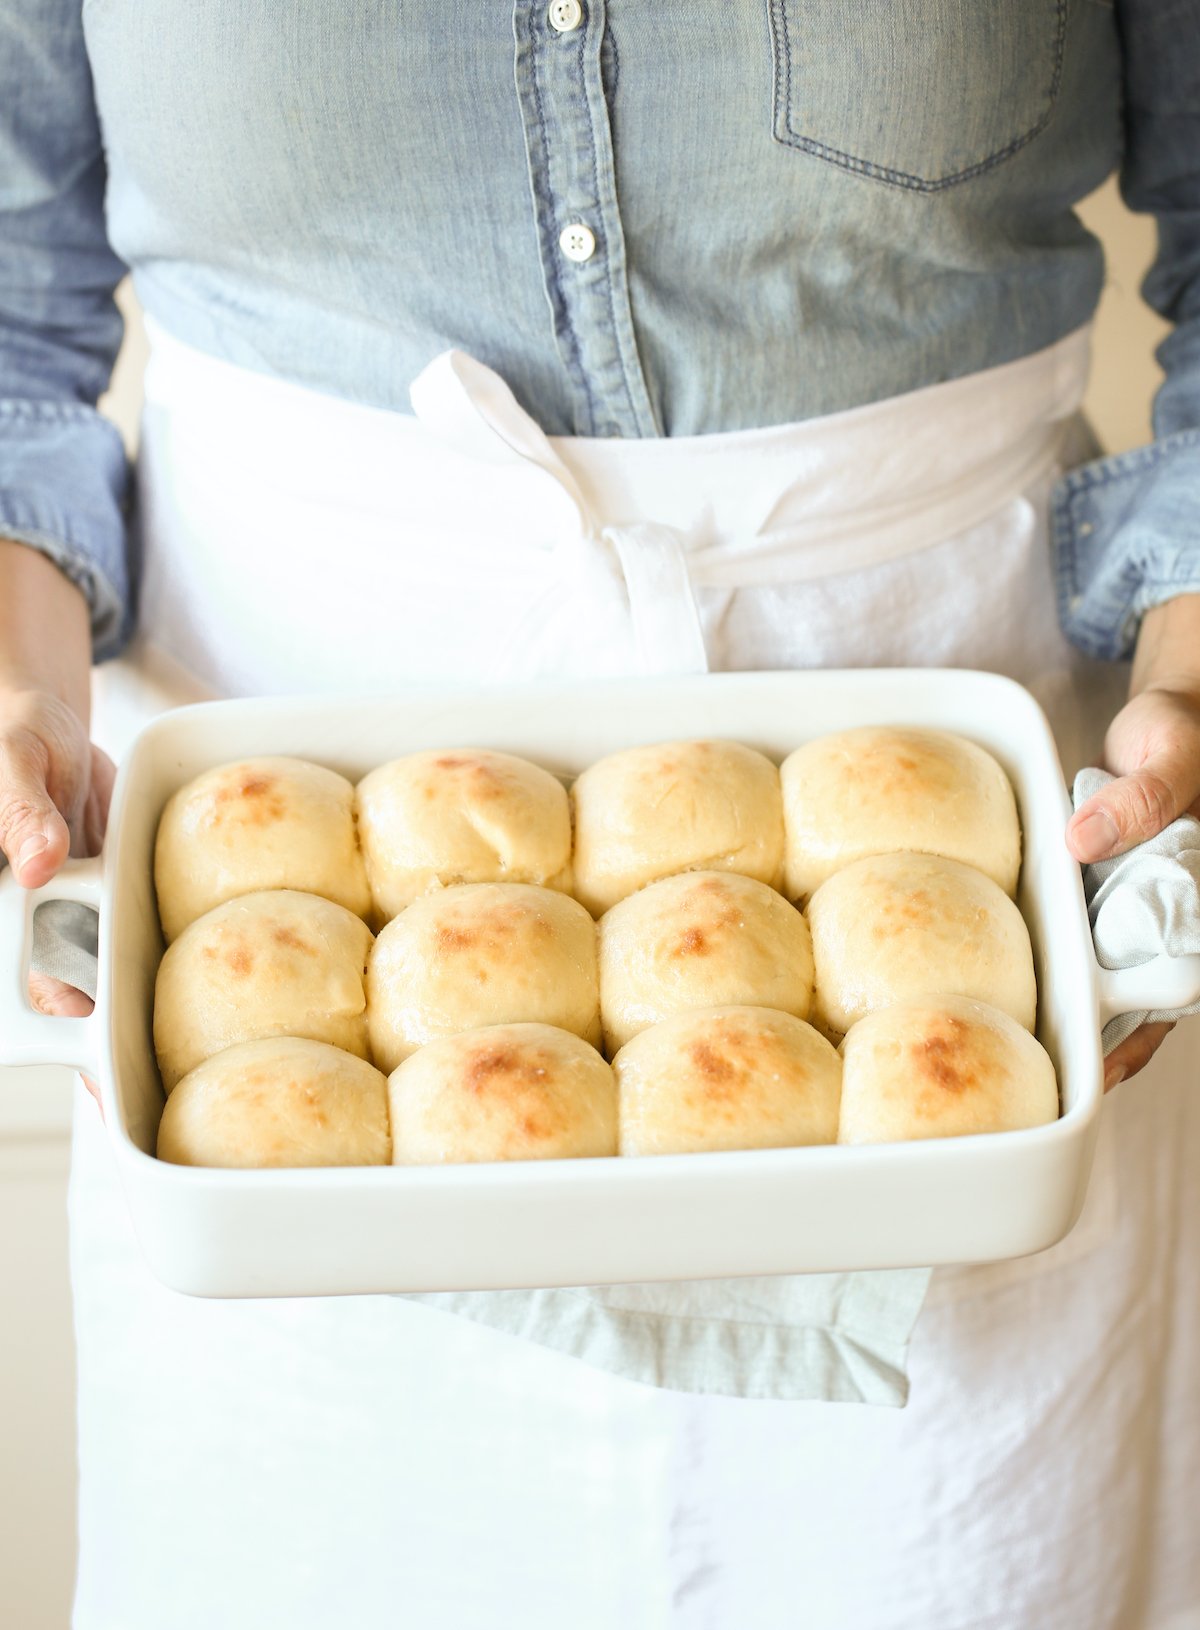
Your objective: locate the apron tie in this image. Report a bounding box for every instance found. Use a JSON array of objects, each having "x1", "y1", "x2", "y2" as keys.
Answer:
[
  {"x1": 134, "y1": 318, "x2": 1096, "y2": 693},
  {"x1": 602, "y1": 520, "x2": 708, "y2": 675},
  {"x1": 409, "y1": 350, "x2": 710, "y2": 676}
]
